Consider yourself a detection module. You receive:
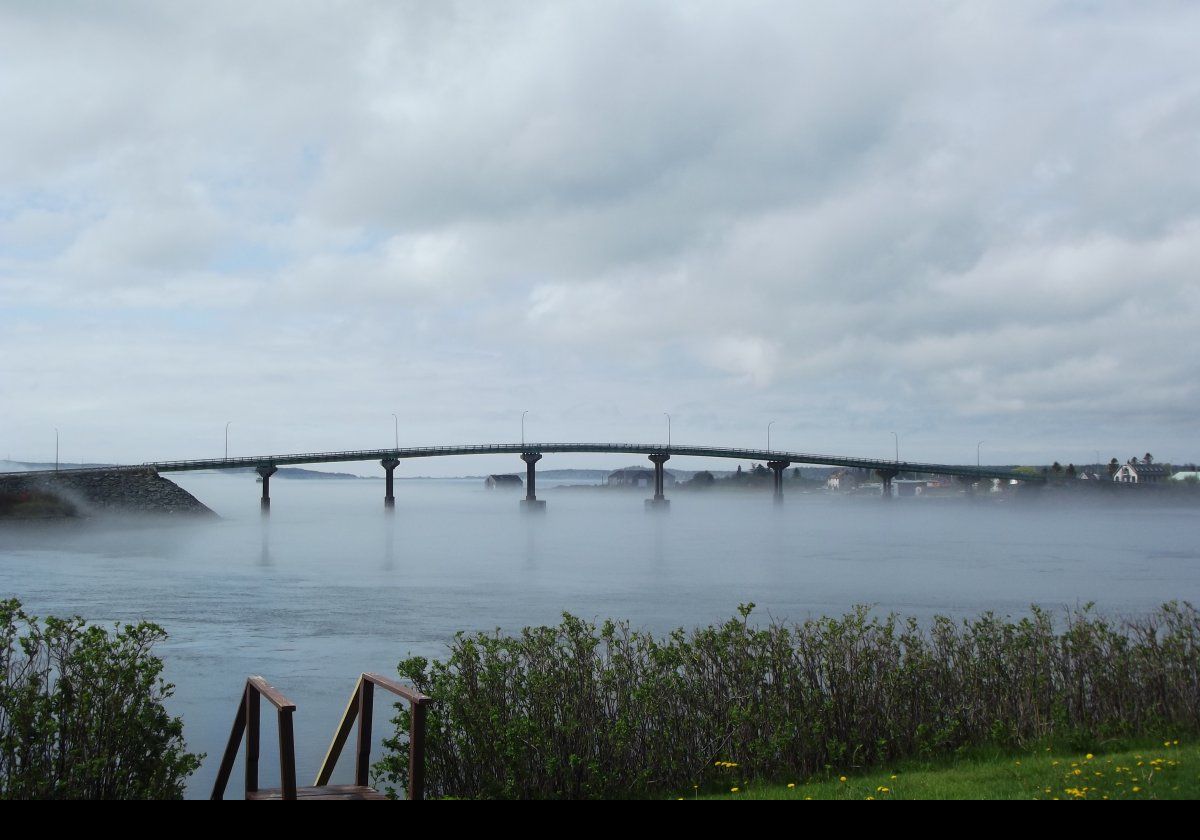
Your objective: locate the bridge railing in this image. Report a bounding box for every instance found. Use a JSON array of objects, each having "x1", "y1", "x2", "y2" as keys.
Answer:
[{"x1": 0, "y1": 442, "x2": 1039, "y2": 481}]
